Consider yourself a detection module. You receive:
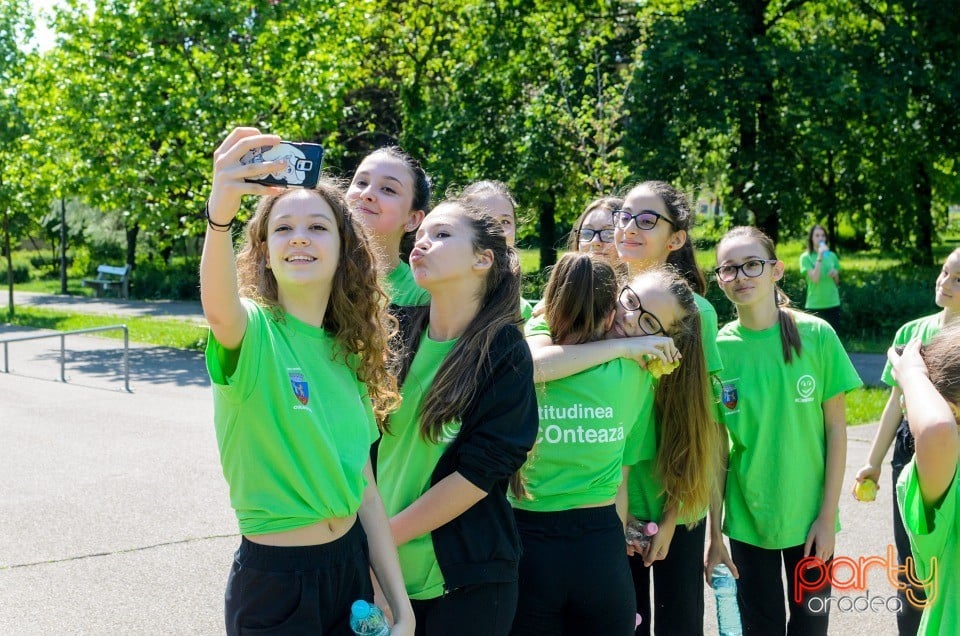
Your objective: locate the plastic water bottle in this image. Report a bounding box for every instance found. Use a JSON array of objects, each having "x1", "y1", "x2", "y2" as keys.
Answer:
[
  {"x1": 712, "y1": 564, "x2": 743, "y2": 636},
  {"x1": 625, "y1": 519, "x2": 659, "y2": 550},
  {"x1": 349, "y1": 600, "x2": 390, "y2": 636}
]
